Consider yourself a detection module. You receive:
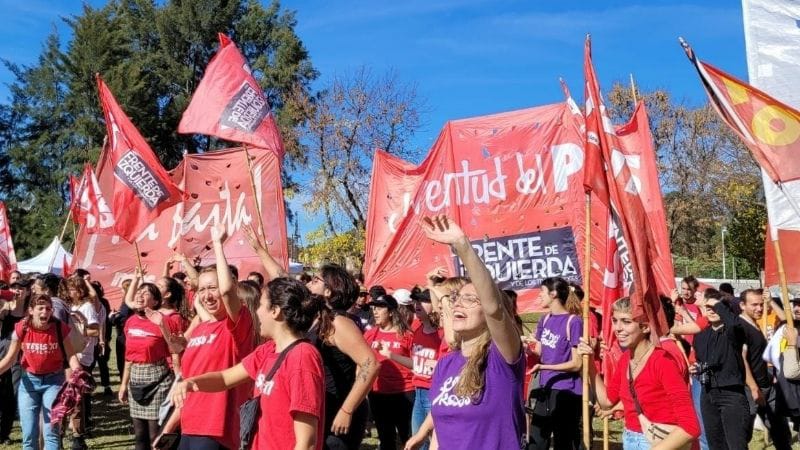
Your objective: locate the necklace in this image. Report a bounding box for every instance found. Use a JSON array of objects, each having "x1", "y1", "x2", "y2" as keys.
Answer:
[{"x1": 630, "y1": 342, "x2": 652, "y2": 370}]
